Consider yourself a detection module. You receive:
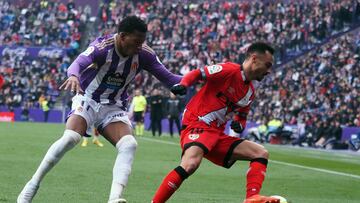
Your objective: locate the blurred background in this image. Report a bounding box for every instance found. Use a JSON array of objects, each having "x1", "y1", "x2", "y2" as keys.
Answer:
[{"x1": 0, "y1": 0, "x2": 359, "y2": 151}]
